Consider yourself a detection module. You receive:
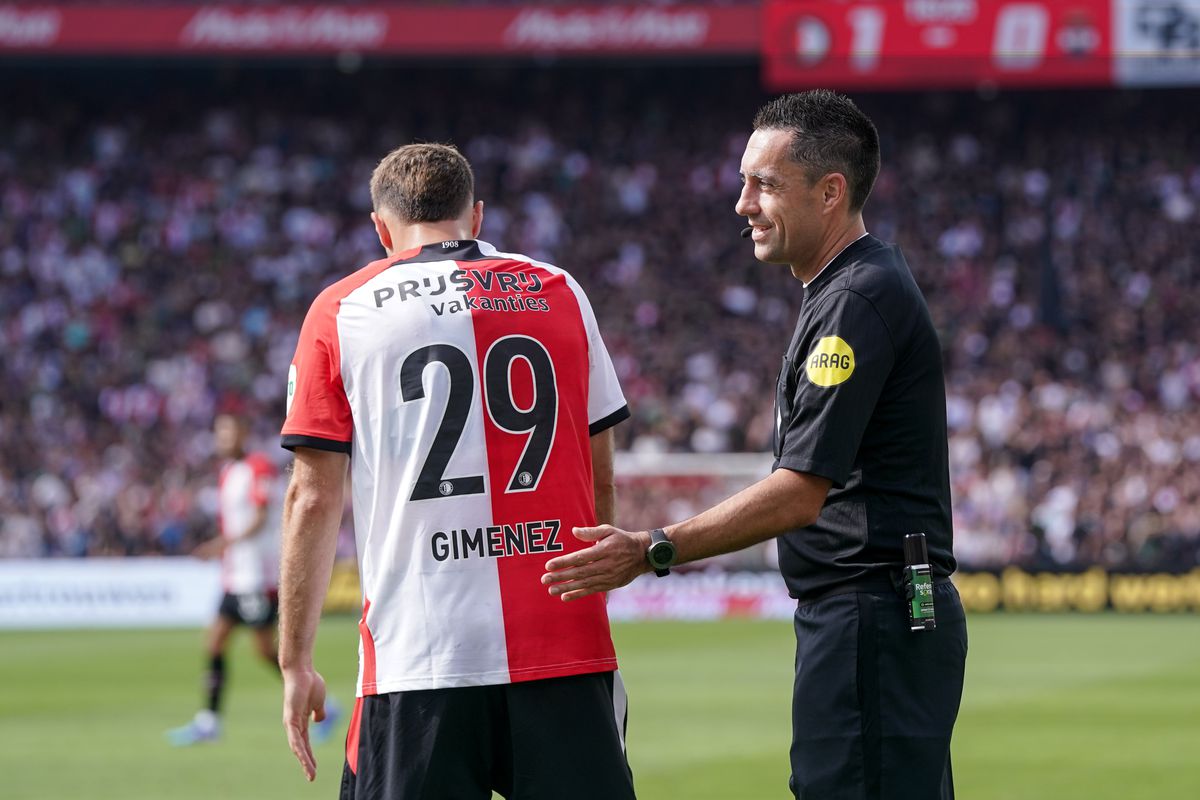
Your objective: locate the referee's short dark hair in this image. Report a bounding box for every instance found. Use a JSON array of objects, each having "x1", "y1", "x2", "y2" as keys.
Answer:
[
  {"x1": 370, "y1": 143, "x2": 475, "y2": 223},
  {"x1": 753, "y1": 90, "x2": 880, "y2": 214}
]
